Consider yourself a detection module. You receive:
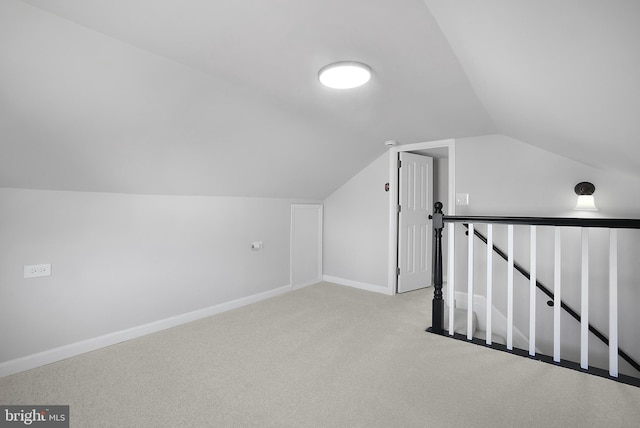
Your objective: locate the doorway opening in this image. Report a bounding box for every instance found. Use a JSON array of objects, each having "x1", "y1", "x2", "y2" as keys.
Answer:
[
  {"x1": 387, "y1": 139, "x2": 456, "y2": 295},
  {"x1": 396, "y1": 152, "x2": 433, "y2": 293}
]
